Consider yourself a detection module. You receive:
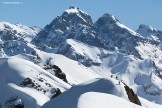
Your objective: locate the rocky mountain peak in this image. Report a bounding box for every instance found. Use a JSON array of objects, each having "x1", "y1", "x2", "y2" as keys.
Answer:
[
  {"x1": 32, "y1": 6, "x2": 105, "y2": 50},
  {"x1": 62, "y1": 6, "x2": 93, "y2": 25},
  {"x1": 96, "y1": 13, "x2": 120, "y2": 26},
  {"x1": 138, "y1": 24, "x2": 157, "y2": 32},
  {"x1": 64, "y1": 5, "x2": 80, "y2": 14},
  {"x1": 43, "y1": 6, "x2": 93, "y2": 33},
  {"x1": 137, "y1": 24, "x2": 162, "y2": 41}
]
